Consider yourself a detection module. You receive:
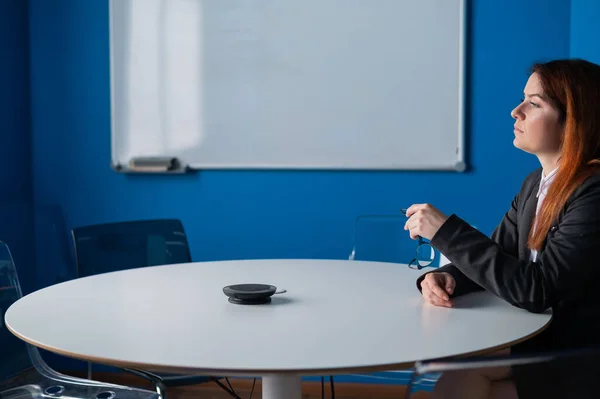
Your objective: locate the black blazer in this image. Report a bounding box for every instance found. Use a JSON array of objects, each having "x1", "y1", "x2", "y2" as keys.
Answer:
[{"x1": 417, "y1": 167, "x2": 600, "y2": 352}]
